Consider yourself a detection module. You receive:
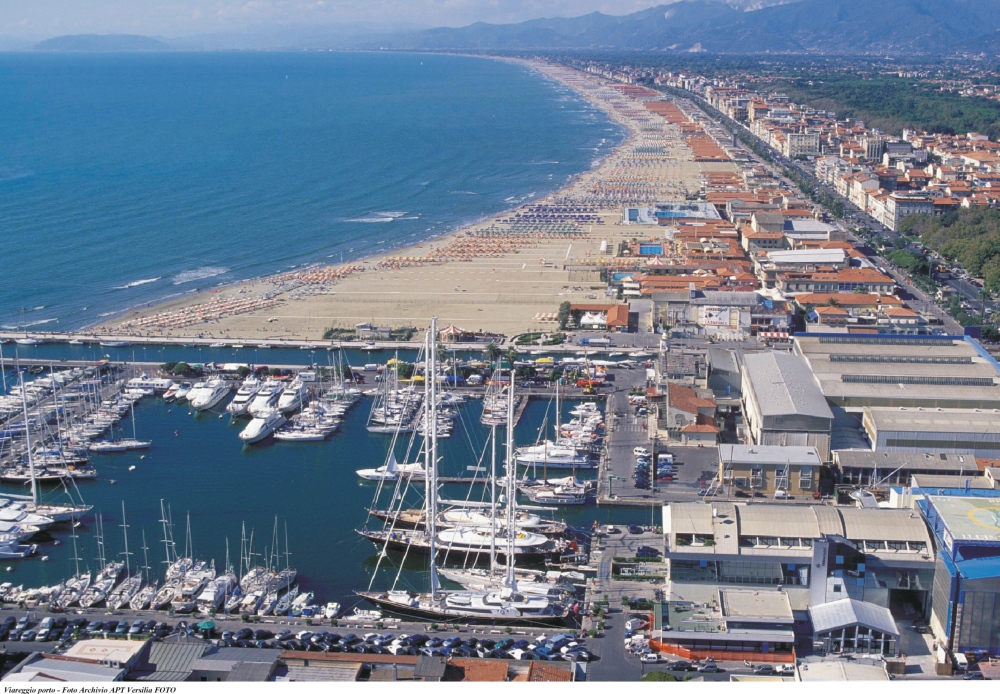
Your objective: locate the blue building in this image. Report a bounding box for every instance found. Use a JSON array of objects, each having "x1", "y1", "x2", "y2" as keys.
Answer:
[{"x1": 920, "y1": 495, "x2": 1000, "y2": 656}]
